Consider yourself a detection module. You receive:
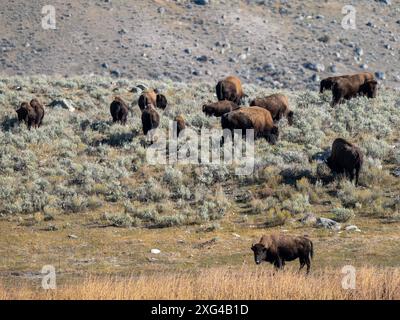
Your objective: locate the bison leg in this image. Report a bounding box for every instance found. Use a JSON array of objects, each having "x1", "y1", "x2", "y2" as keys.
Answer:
[
  {"x1": 305, "y1": 257, "x2": 311, "y2": 274},
  {"x1": 299, "y1": 258, "x2": 306, "y2": 271}
]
